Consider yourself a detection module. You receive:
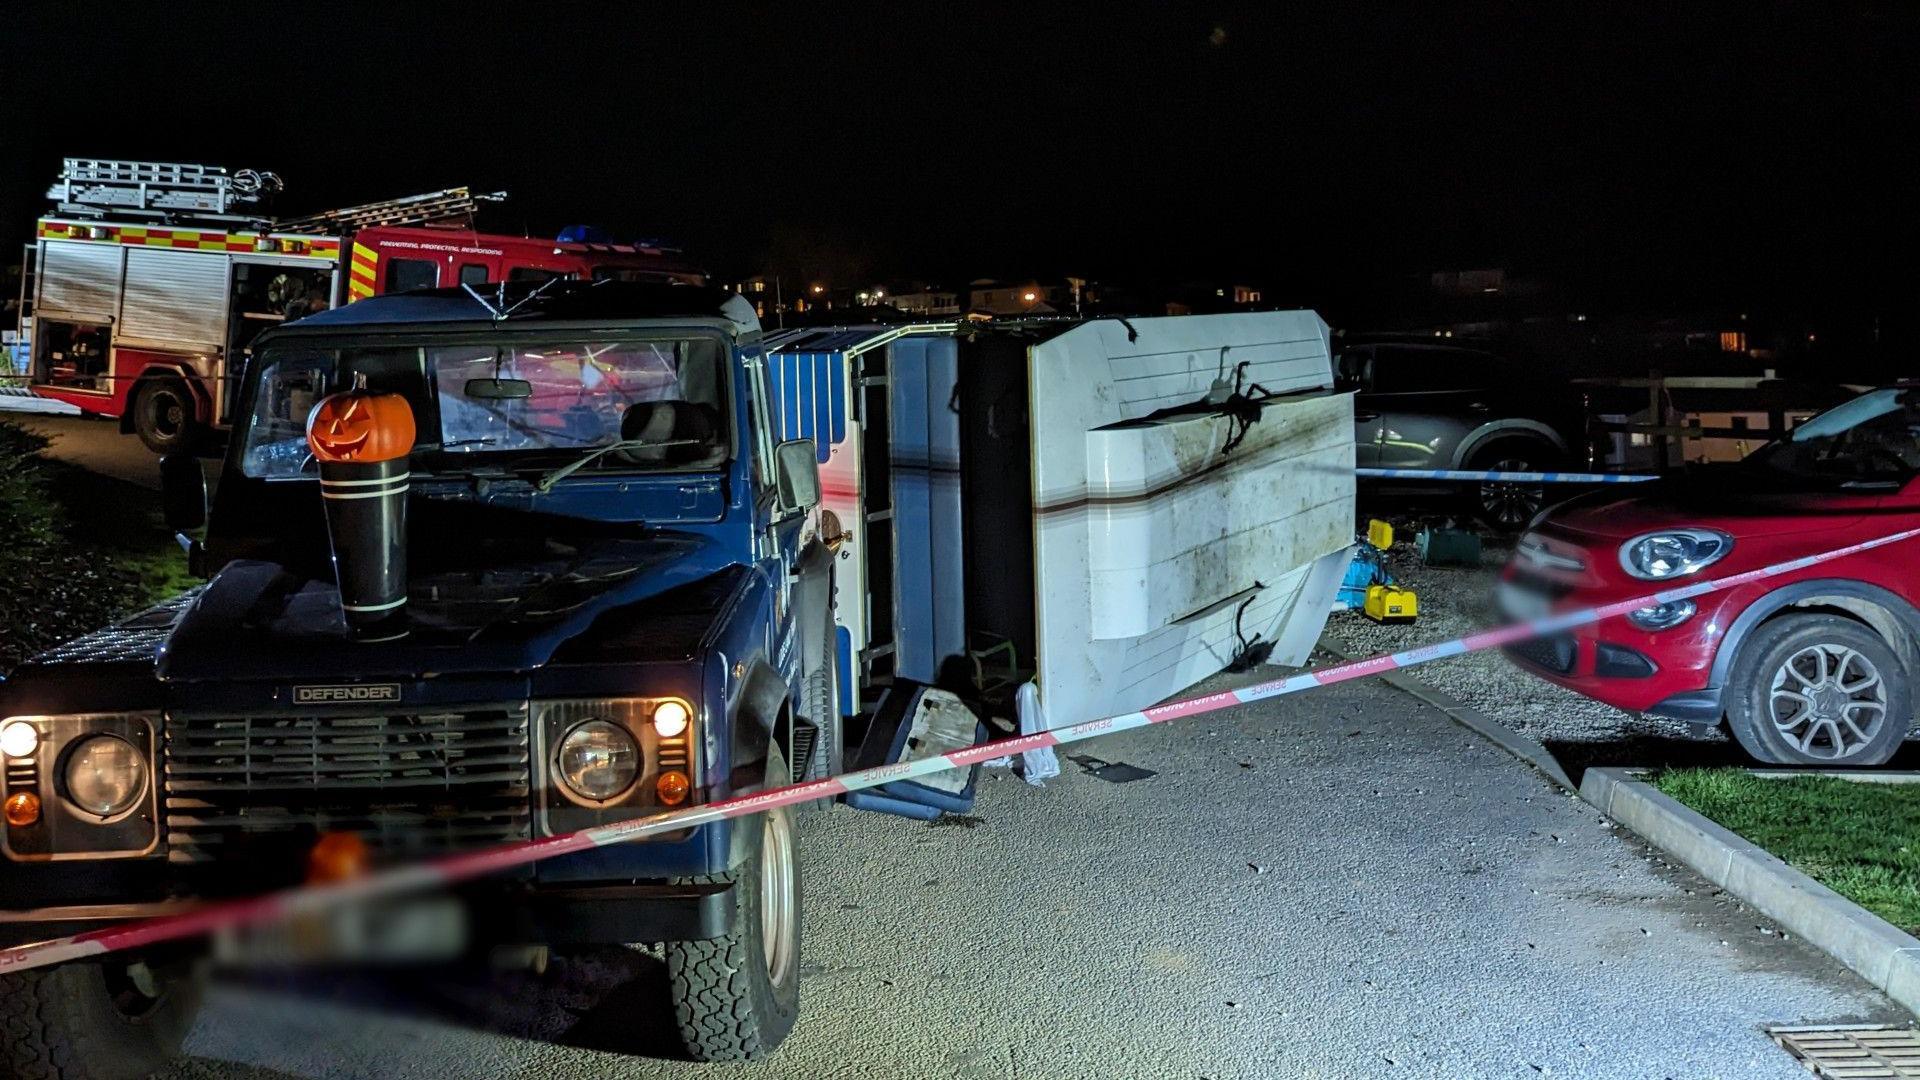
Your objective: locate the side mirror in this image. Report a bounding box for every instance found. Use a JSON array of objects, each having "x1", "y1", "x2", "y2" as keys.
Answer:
[
  {"x1": 774, "y1": 439, "x2": 821, "y2": 514},
  {"x1": 464, "y1": 377, "x2": 533, "y2": 400},
  {"x1": 159, "y1": 454, "x2": 207, "y2": 532}
]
